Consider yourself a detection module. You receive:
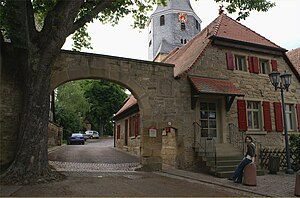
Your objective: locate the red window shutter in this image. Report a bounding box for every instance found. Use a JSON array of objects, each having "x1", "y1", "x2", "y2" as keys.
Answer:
[
  {"x1": 134, "y1": 113, "x2": 139, "y2": 137},
  {"x1": 296, "y1": 104, "x2": 300, "y2": 132},
  {"x1": 226, "y1": 52, "x2": 234, "y2": 70},
  {"x1": 262, "y1": 101, "x2": 272, "y2": 132},
  {"x1": 252, "y1": 57, "x2": 259, "y2": 74},
  {"x1": 129, "y1": 116, "x2": 132, "y2": 136},
  {"x1": 248, "y1": 57, "x2": 253, "y2": 73},
  {"x1": 248, "y1": 56, "x2": 259, "y2": 73},
  {"x1": 274, "y1": 102, "x2": 283, "y2": 132},
  {"x1": 271, "y1": 60, "x2": 278, "y2": 71},
  {"x1": 237, "y1": 100, "x2": 247, "y2": 131}
]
